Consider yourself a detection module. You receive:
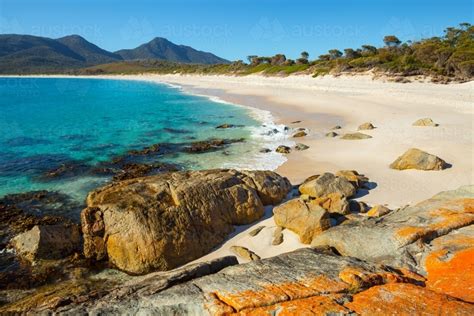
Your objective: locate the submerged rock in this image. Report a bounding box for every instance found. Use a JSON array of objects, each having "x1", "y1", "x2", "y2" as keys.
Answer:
[
  {"x1": 341, "y1": 132, "x2": 372, "y2": 140},
  {"x1": 81, "y1": 169, "x2": 291, "y2": 274},
  {"x1": 215, "y1": 123, "x2": 243, "y2": 129},
  {"x1": 276, "y1": 145, "x2": 291, "y2": 154},
  {"x1": 413, "y1": 118, "x2": 438, "y2": 127},
  {"x1": 184, "y1": 138, "x2": 244, "y2": 153},
  {"x1": 390, "y1": 148, "x2": 448, "y2": 170},
  {"x1": 112, "y1": 162, "x2": 179, "y2": 181}
]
